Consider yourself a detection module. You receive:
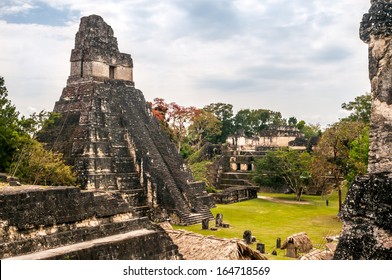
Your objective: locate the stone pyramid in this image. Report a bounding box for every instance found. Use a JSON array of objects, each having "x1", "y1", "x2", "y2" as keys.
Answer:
[{"x1": 38, "y1": 14, "x2": 214, "y2": 225}]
